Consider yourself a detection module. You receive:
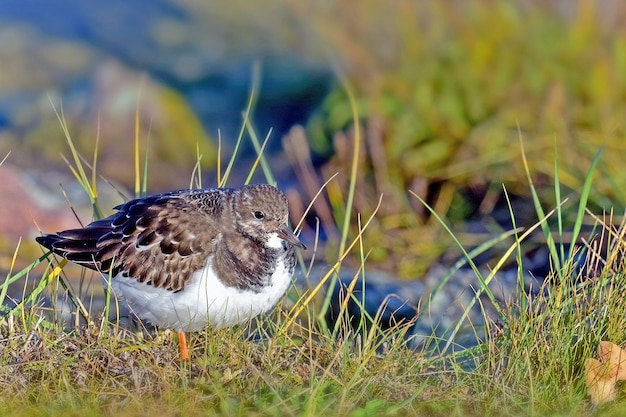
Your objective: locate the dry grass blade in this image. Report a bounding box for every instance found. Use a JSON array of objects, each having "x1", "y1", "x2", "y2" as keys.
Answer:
[{"x1": 281, "y1": 194, "x2": 383, "y2": 333}]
